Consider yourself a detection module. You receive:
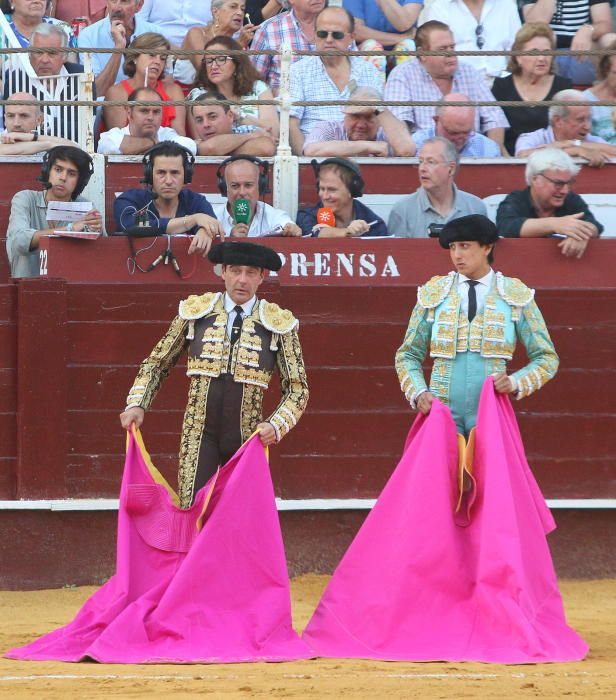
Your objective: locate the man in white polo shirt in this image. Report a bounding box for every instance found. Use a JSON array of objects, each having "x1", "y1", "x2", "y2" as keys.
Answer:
[
  {"x1": 212, "y1": 156, "x2": 302, "y2": 238},
  {"x1": 97, "y1": 87, "x2": 196, "y2": 155}
]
